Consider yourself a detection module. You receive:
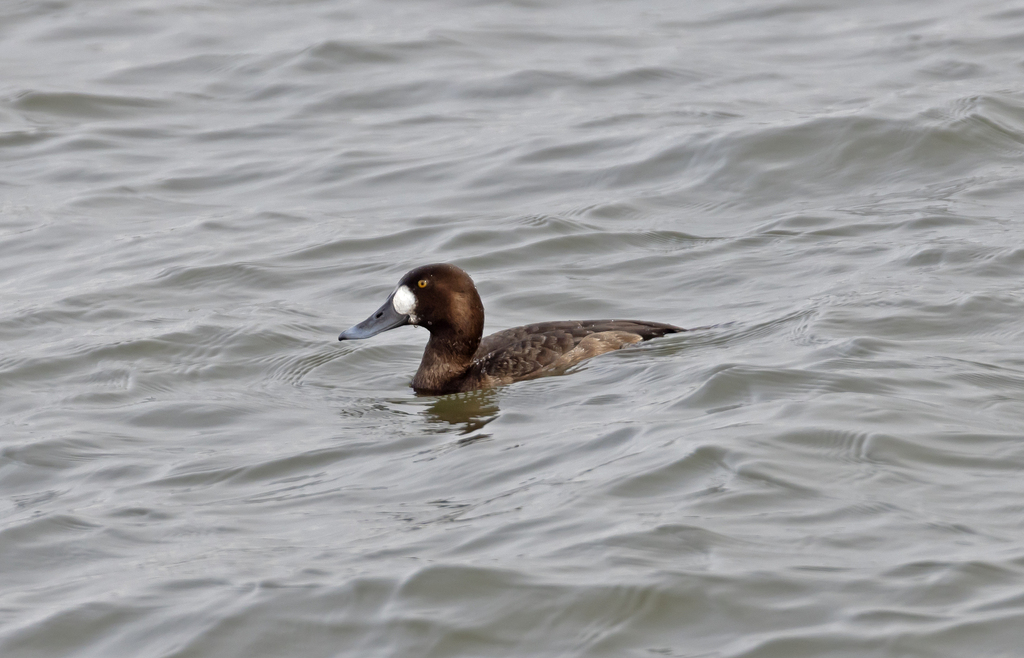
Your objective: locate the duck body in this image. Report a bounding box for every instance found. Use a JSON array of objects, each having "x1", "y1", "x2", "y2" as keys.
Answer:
[{"x1": 338, "y1": 264, "x2": 684, "y2": 394}]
